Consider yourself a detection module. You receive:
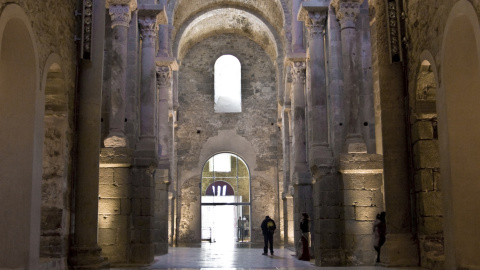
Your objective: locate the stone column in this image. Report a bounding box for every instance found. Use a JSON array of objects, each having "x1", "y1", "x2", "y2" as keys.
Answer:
[
  {"x1": 136, "y1": 6, "x2": 163, "y2": 159},
  {"x1": 332, "y1": 0, "x2": 366, "y2": 153},
  {"x1": 69, "y1": 1, "x2": 109, "y2": 269},
  {"x1": 155, "y1": 61, "x2": 176, "y2": 167},
  {"x1": 131, "y1": 4, "x2": 166, "y2": 264},
  {"x1": 299, "y1": 3, "x2": 334, "y2": 174},
  {"x1": 104, "y1": 0, "x2": 137, "y2": 148}
]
